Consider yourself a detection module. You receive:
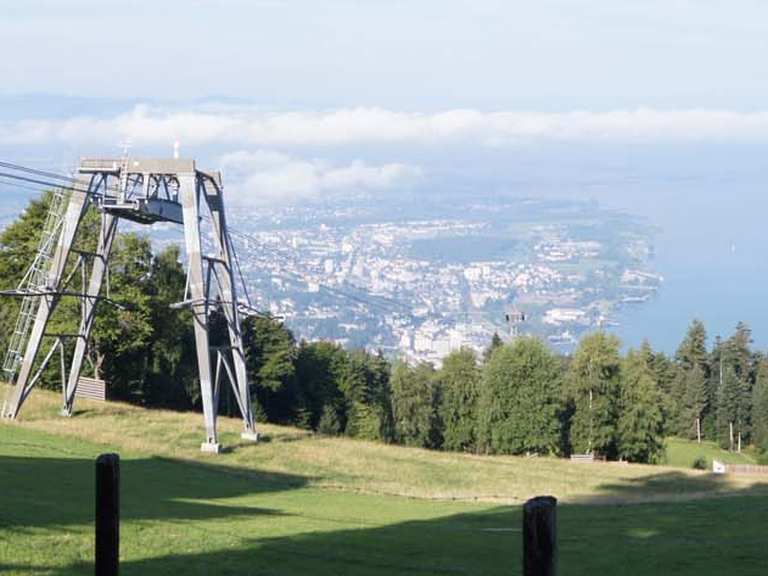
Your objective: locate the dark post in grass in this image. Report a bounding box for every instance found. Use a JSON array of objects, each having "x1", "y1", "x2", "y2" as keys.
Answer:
[
  {"x1": 95, "y1": 453, "x2": 120, "y2": 576},
  {"x1": 523, "y1": 496, "x2": 557, "y2": 576}
]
